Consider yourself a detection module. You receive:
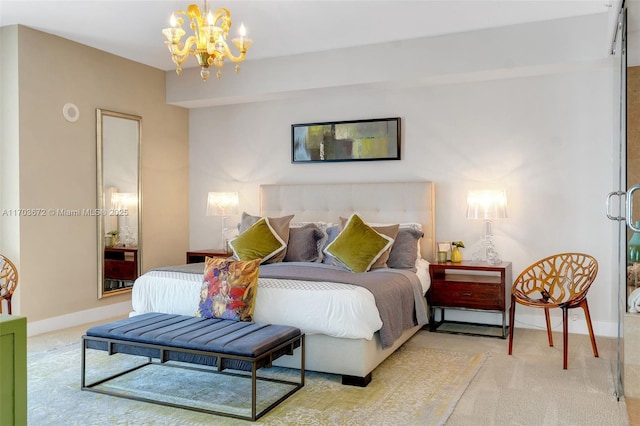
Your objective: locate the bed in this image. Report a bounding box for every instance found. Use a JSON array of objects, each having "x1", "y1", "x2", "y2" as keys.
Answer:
[{"x1": 131, "y1": 182, "x2": 435, "y2": 386}]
